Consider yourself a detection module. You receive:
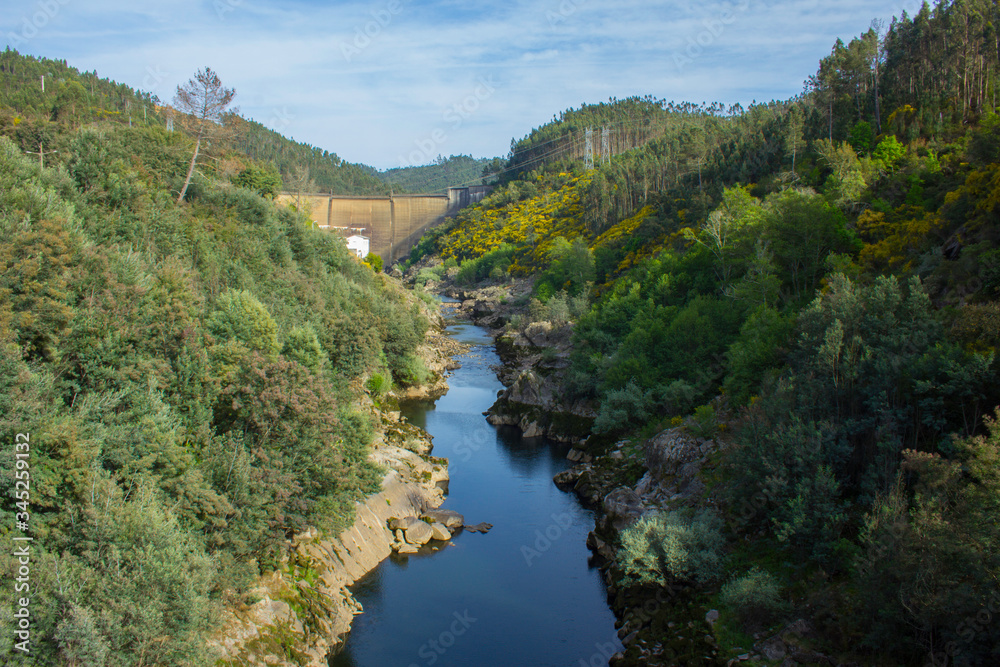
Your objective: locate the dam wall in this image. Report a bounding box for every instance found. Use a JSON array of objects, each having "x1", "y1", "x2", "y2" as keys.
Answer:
[{"x1": 277, "y1": 185, "x2": 491, "y2": 264}]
